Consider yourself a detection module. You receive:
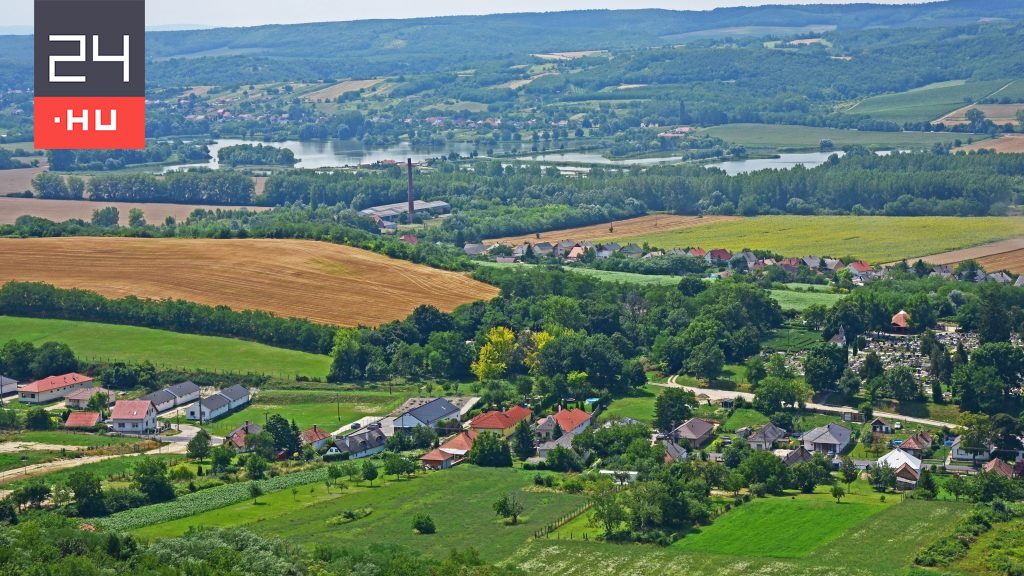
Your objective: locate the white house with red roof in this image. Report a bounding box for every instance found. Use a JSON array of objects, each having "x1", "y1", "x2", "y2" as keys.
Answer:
[
  {"x1": 300, "y1": 425, "x2": 332, "y2": 450},
  {"x1": 65, "y1": 387, "x2": 116, "y2": 410},
  {"x1": 18, "y1": 373, "x2": 93, "y2": 404},
  {"x1": 109, "y1": 400, "x2": 157, "y2": 433}
]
